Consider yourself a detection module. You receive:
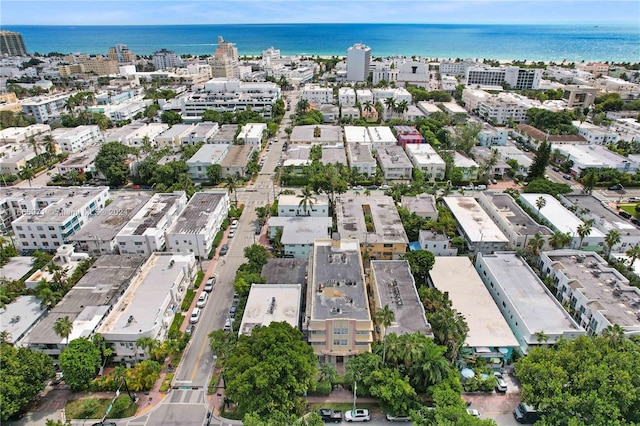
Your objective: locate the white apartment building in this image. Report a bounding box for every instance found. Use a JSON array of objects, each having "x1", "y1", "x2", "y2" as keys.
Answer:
[
  {"x1": 277, "y1": 193, "x2": 329, "y2": 217},
  {"x1": 98, "y1": 253, "x2": 197, "y2": 363},
  {"x1": 301, "y1": 84, "x2": 334, "y2": 105},
  {"x1": 610, "y1": 118, "x2": 640, "y2": 142},
  {"x1": 572, "y1": 121, "x2": 618, "y2": 145},
  {"x1": 88, "y1": 100, "x2": 149, "y2": 124},
  {"x1": 519, "y1": 193, "x2": 605, "y2": 251},
  {"x1": 453, "y1": 152, "x2": 480, "y2": 181},
  {"x1": 0, "y1": 124, "x2": 51, "y2": 144},
  {"x1": 0, "y1": 146, "x2": 36, "y2": 175},
  {"x1": 443, "y1": 196, "x2": 510, "y2": 255},
  {"x1": 338, "y1": 87, "x2": 356, "y2": 107},
  {"x1": 367, "y1": 126, "x2": 397, "y2": 148},
  {"x1": 346, "y1": 142, "x2": 376, "y2": 177},
  {"x1": 182, "y1": 79, "x2": 281, "y2": 120},
  {"x1": 22, "y1": 94, "x2": 71, "y2": 124},
  {"x1": 155, "y1": 124, "x2": 195, "y2": 150},
  {"x1": 181, "y1": 122, "x2": 220, "y2": 145},
  {"x1": 237, "y1": 123, "x2": 267, "y2": 146},
  {"x1": 478, "y1": 124, "x2": 508, "y2": 146},
  {"x1": 166, "y1": 191, "x2": 229, "y2": 260},
  {"x1": 551, "y1": 143, "x2": 639, "y2": 175},
  {"x1": 11, "y1": 187, "x2": 110, "y2": 252},
  {"x1": 404, "y1": 144, "x2": 446, "y2": 181},
  {"x1": 477, "y1": 93, "x2": 533, "y2": 125},
  {"x1": 267, "y1": 216, "x2": 332, "y2": 259},
  {"x1": 152, "y1": 48, "x2": 183, "y2": 70},
  {"x1": 439, "y1": 59, "x2": 478, "y2": 77},
  {"x1": 346, "y1": 43, "x2": 371, "y2": 82},
  {"x1": 466, "y1": 66, "x2": 543, "y2": 90},
  {"x1": 116, "y1": 191, "x2": 187, "y2": 256},
  {"x1": 376, "y1": 145, "x2": 413, "y2": 180},
  {"x1": 372, "y1": 87, "x2": 412, "y2": 104},
  {"x1": 476, "y1": 252, "x2": 585, "y2": 353},
  {"x1": 355, "y1": 89, "x2": 374, "y2": 104},
  {"x1": 540, "y1": 251, "x2": 640, "y2": 337},
  {"x1": 462, "y1": 88, "x2": 493, "y2": 112},
  {"x1": 57, "y1": 146, "x2": 100, "y2": 176},
  {"x1": 239, "y1": 284, "x2": 302, "y2": 337},
  {"x1": 51, "y1": 125, "x2": 104, "y2": 153},
  {"x1": 186, "y1": 144, "x2": 231, "y2": 180}
]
